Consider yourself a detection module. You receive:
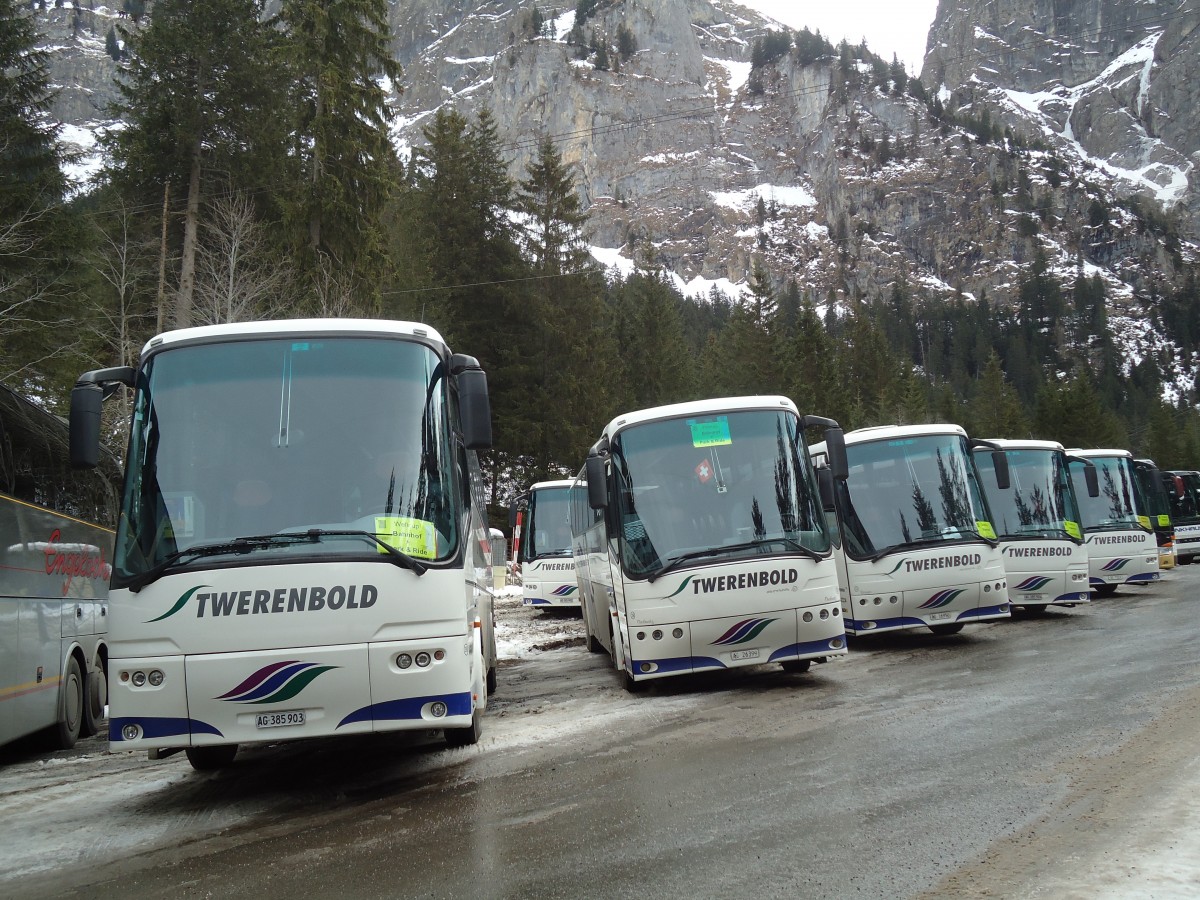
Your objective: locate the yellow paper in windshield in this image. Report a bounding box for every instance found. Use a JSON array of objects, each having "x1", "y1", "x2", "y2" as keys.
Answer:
[
  {"x1": 1065, "y1": 520, "x2": 1082, "y2": 539},
  {"x1": 375, "y1": 516, "x2": 438, "y2": 559},
  {"x1": 1137, "y1": 515, "x2": 1151, "y2": 529},
  {"x1": 1158, "y1": 514, "x2": 1170, "y2": 527},
  {"x1": 688, "y1": 417, "x2": 732, "y2": 448},
  {"x1": 976, "y1": 521, "x2": 997, "y2": 540}
]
